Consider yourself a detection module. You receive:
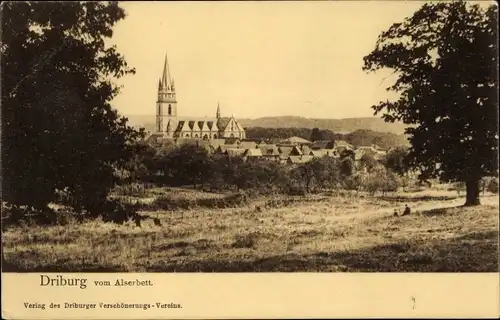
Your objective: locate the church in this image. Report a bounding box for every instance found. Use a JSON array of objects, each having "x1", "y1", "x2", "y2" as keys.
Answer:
[{"x1": 151, "y1": 51, "x2": 246, "y2": 140}]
